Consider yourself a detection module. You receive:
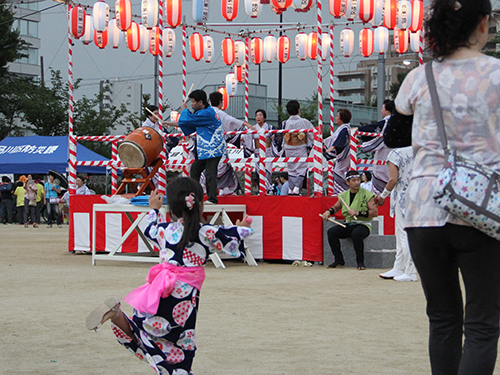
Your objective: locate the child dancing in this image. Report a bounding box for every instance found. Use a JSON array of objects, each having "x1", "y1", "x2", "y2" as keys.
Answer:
[{"x1": 86, "y1": 177, "x2": 253, "y2": 375}]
